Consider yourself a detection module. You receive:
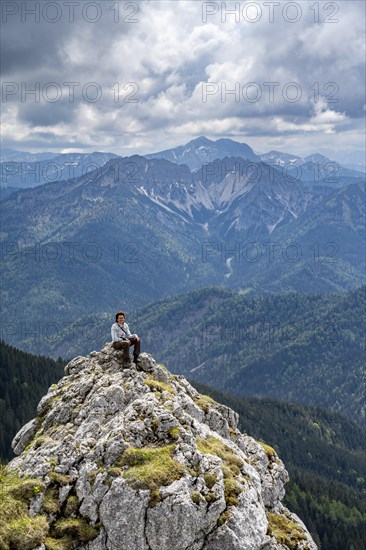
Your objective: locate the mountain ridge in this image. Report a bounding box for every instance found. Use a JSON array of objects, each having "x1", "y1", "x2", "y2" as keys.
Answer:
[
  {"x1": 1, "y1": 153, "x2": 364, "y2": 339},
  {"x1": 3, "y1": 347, "x2": 317, "y2": 549}
]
